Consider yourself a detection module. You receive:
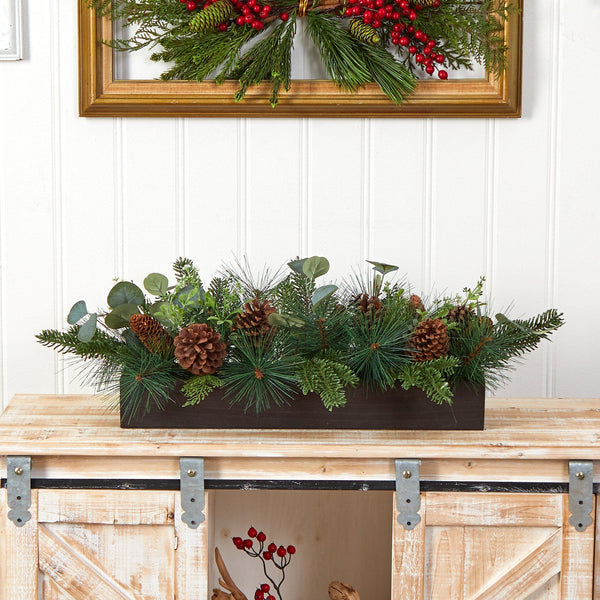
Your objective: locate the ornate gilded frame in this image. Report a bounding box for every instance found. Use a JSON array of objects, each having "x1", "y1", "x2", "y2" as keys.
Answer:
[{"x1": 78, "y1": 0, "x2": 522, "y2": 118}]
